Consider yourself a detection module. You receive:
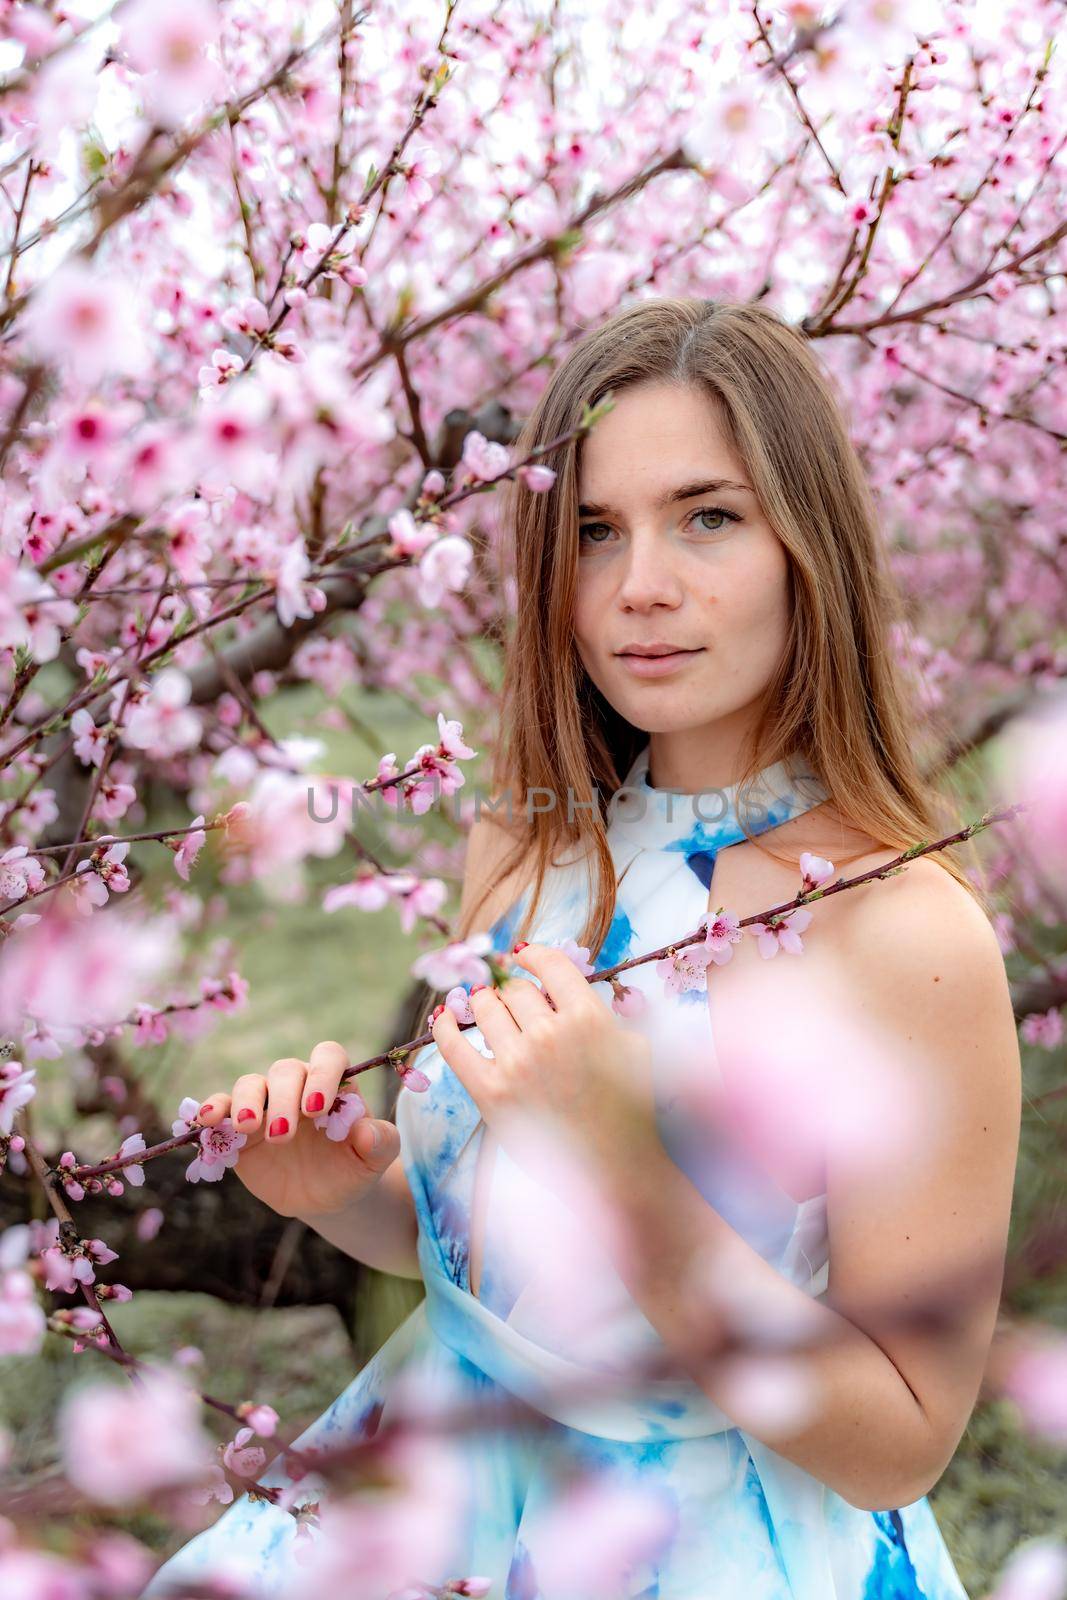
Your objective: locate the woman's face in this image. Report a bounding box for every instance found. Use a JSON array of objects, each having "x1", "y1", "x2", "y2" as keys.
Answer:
[{"x1": 573, "y1": 380, "x2": 791, "y2": 775}]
